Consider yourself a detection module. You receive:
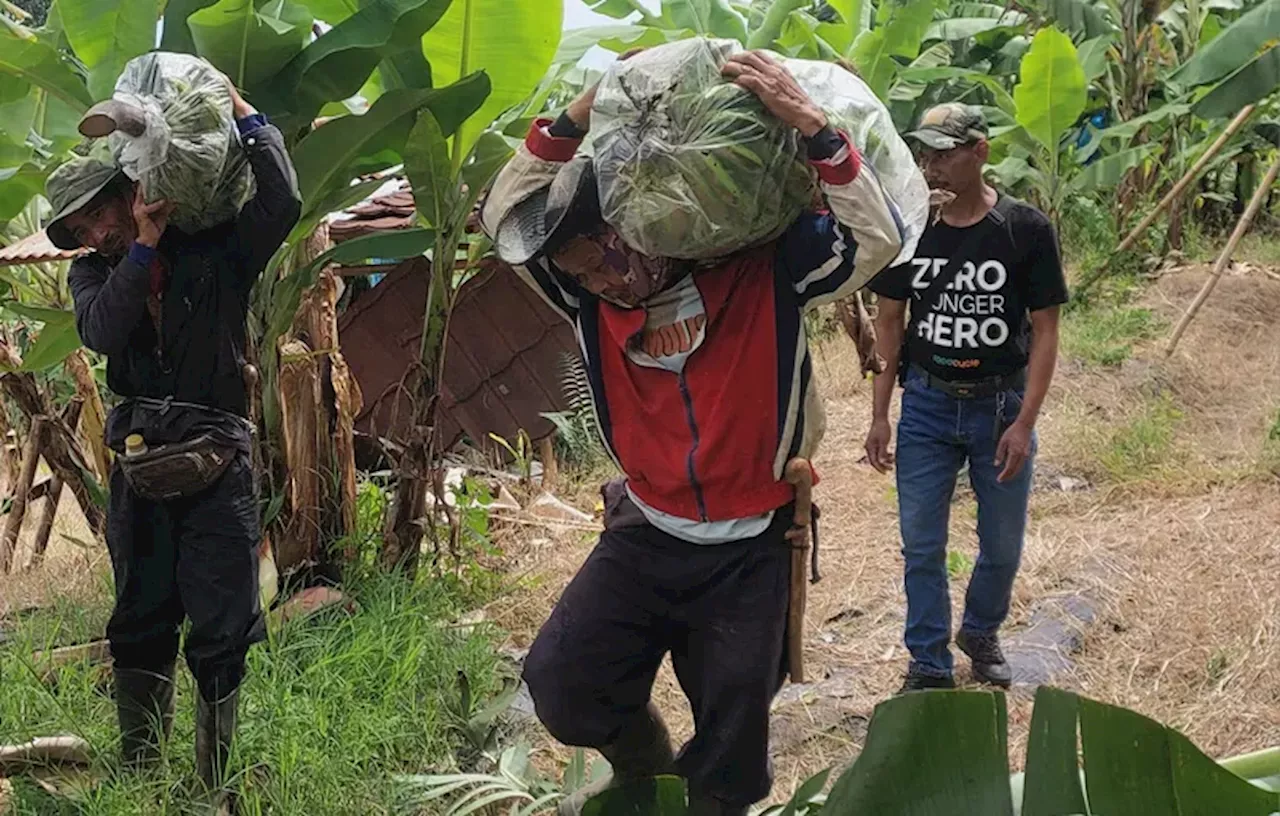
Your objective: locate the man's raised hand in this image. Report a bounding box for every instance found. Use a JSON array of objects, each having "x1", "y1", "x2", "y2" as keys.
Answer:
[
  {"x1": 721, "y1": 51, "x2": 828, "y2": 137},
  {"x1": 132, "y1": 187, "x2": 175, "y2": 249}
]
